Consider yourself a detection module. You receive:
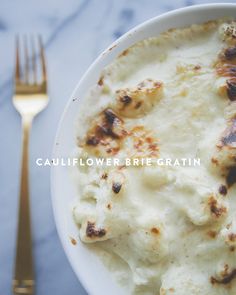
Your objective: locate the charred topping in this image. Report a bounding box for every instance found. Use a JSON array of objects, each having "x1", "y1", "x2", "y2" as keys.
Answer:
[
  {"x1": 229, "y1": 233, "x2": 236, "y2": 242},
  {"x1": 194, "y1": 65, "x2": 201, "y2": 70},
  {"x1": 97, "y1": 125, "x2": 119, "y2": 139},
  {"x1": 218, "y1": 184, "x2": 228, "y2": 196},
  {"x1": 130, "y1": 126, "x2": 159, "y2": 157},
  {"x1": 120, "y1": 95, "x2": 132, "y2": 105},
  {"x1": 104, "y1": 109, "x2": 118, "y2": 125},
  {"x1": 224, "y1": 25, "x2": 236, "y2": 39},
  {"x1": 207, "y1": 230, "x2": 217, "y2": 239},
  {"x1": 92, "y1": 109, "x2": 121, "y2": 139},
  {"x1": 151, "y1": 227, "x2": 160, "y2": 235},
  {"x1": 225, "y1": 46, "x2": 236, "y2": 60},
  {"x1": 211, "y1": 269, "x2": 236, "y2": 285},
  {"x1": 86, "y1": 136, "x2": 99, "y2": 146},
  {"x1": 230, "y1": 246, "x2": 235, "y2": 252},
  {"x1": 217, "y1": 65, "x2": 236, "y2": 77},
  {"x1": 86, "y1": 221, "x2": 106, "y2": 238},
  {"x1": 149, "y1": 143, "x2": 158, "y2": 151},
  {"x1": 226, "y1": 167, "x2": 236, "y2": 187},
  {"x1": 227, "y1": 223, "x2": 233, "y2": 230},
  {"x1": 211, "y1": 157, "x2": 219, "y2": 165},
  {"x1": 101, "y1": 173, "x2": 108, "y2": 180},
  {"x1": 107, "y1": 203, "x2": 112, "y2": 210},
  {"x1": 226, "y1": 79, "x2": 236, "y2": 101},
  {"x1": 106, "y1": 147, "x2": 120, "y2": 154},
  {"x1": 208, "y1": 197, "x2": 227, "y2": 218},
  {"x1": 112, "y1": 182, "x2": 122, "y2": 194},
  {"x1": 85, "y1": 108, "x2": 124, "y2": 148},
  {"x1": 98, "y1": 76, "x2": 104, "y2": 86},
  {"x1": 220, "y1": 119, "x2": 236, "y2": 146},
  {"x1": 228, "y1": 67, "x2": 236, "y2": 76},
  {"x1": 221, "y1": 131, "x2": 236, "y2": 146},
  {"x1": 118, "y1": 165, "x2": 126, "y2": 170},
  {"x1": 135, "y1": 101, "x2": 142, "y2": 109}
]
